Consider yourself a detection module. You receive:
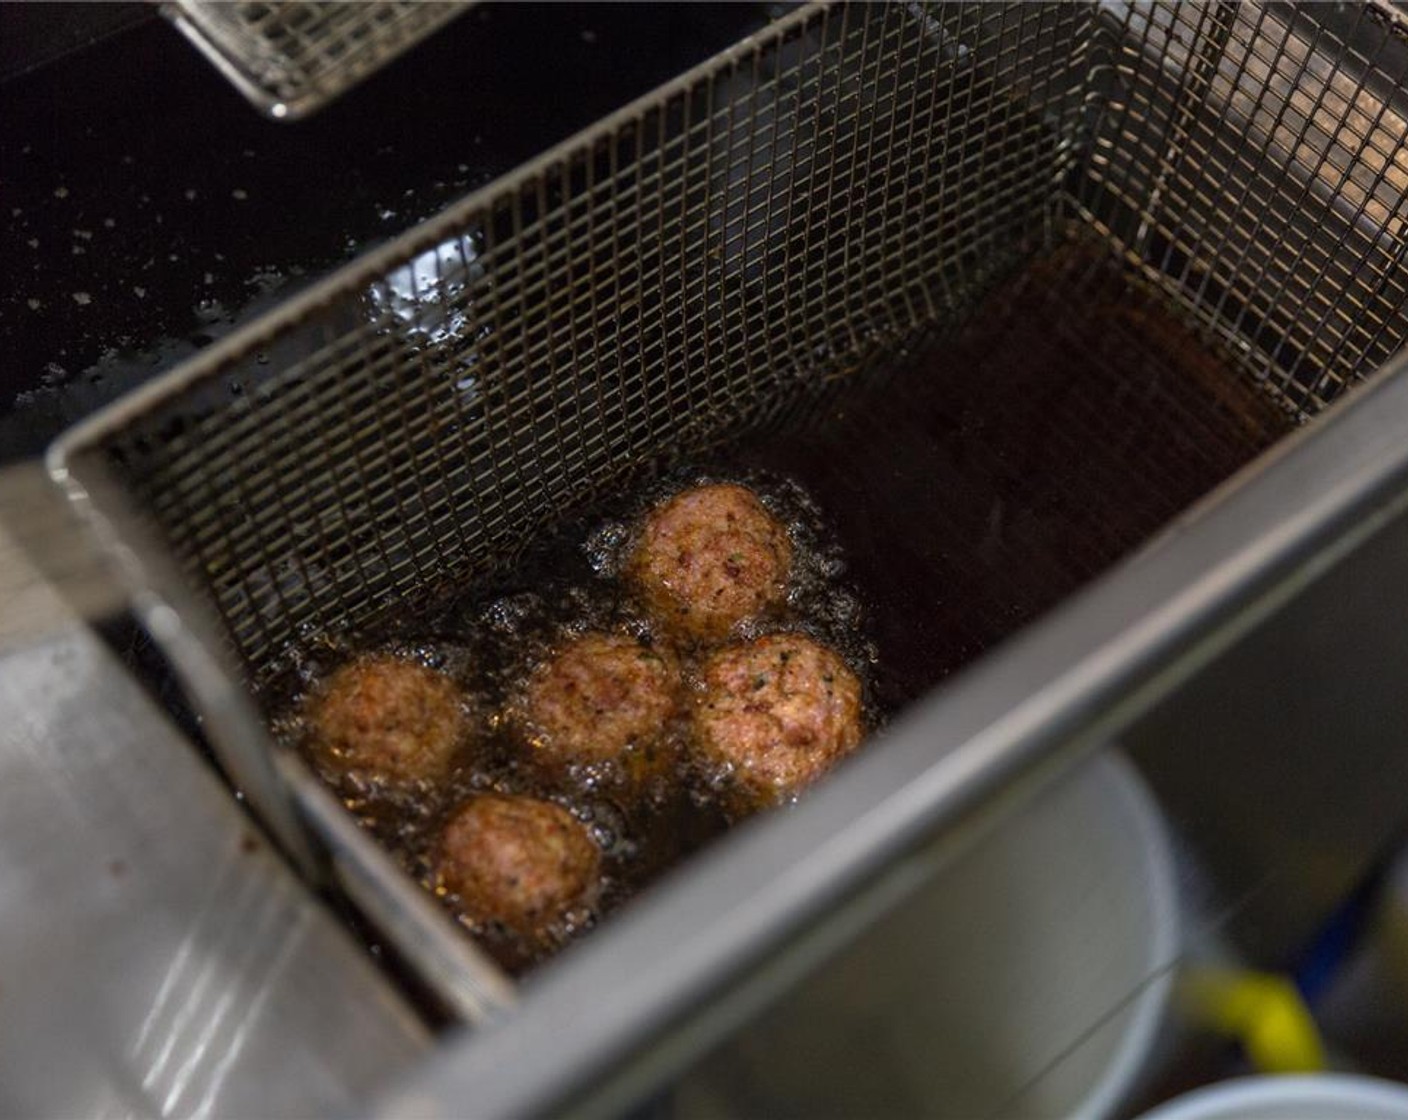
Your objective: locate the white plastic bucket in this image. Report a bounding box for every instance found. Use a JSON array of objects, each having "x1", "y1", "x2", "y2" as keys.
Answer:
[
  {"x1": 1134, "y1": 1075, "x2": 1408, "y2": 1120},
  {"x1": 676, "y1": 749, "x2": 1180, "y2": 1119}
]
